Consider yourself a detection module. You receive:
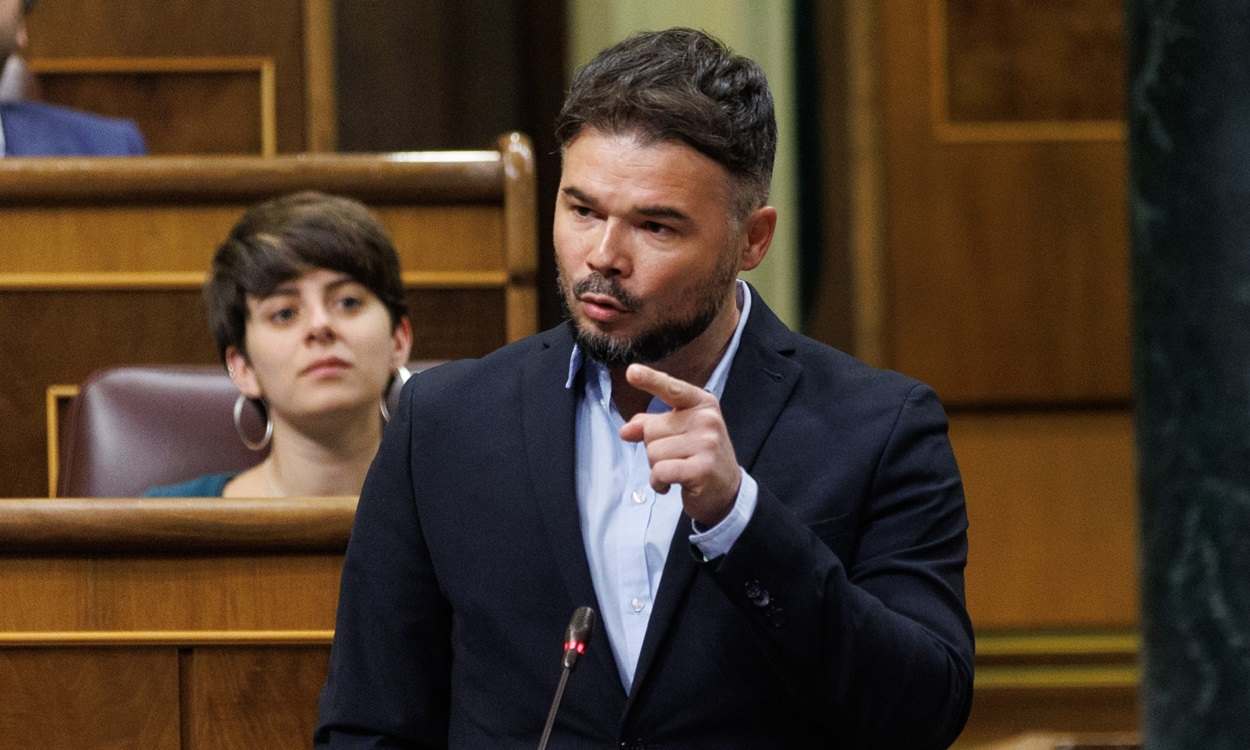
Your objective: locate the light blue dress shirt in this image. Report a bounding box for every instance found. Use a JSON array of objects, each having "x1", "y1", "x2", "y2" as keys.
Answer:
[{"x1": 564, "y1": 279, "x2": 759, "y2": 690}]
